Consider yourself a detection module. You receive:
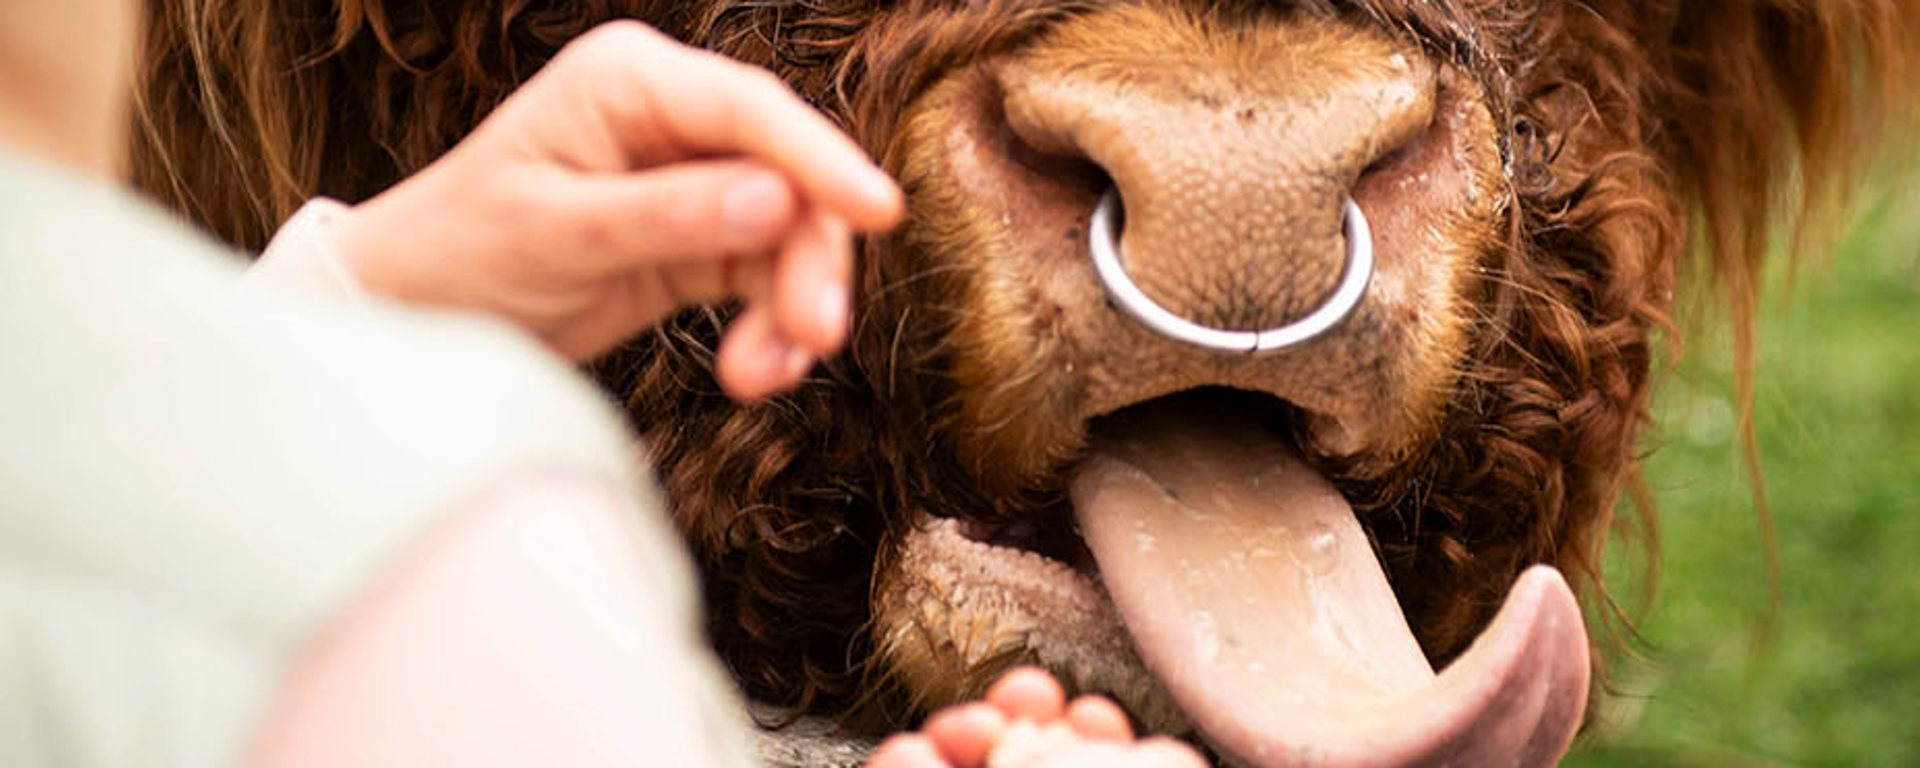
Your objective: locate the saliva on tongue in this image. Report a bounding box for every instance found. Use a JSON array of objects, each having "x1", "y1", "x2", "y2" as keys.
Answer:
[{"x1": 1068, "y1": 397, "x2": 1590, "y2": 768}]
